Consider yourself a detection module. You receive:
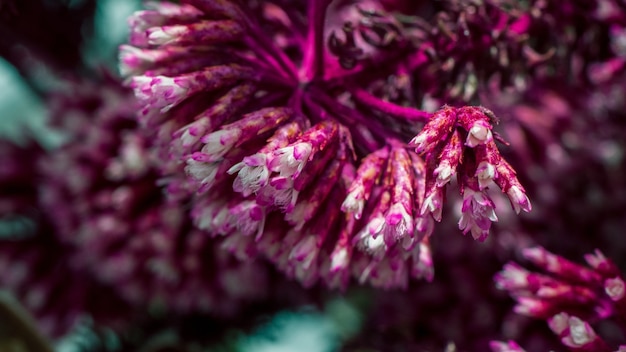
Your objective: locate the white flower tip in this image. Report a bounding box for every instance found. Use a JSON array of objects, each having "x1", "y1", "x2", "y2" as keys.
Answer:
[
  {"x1": 409, "y1": 134, "x2": 426, "y2": 150},
  {"x1": 547, "y1": 312, "x2": 570, "y2": 334},
  {"x1": 384, "y1": 203, "x2": 413, "y2": 232},
  {"x1": 496, "y1": 263, "x2": 528, "y2": 289},
  {"x1": 201, "y1": 129, "x2": 241, "y2": 160},
  {"x1": 330, "y1": 248, "x2": 349, "y2": 272},
  {"x1": 270, "y1": 143, "x2": 312, "y2": 177},
  {"x1": 459, "y1": 189, "x2": 497, "y2": 240},
  {"x1": 471, "y1": 227, "x2": 489, "y2": 241},
  {"x1": 567, "y1": 316, "x2": 595, "y2": 346},
  {"x1": 130, "y1": 75, "x2": 152, "y2": 91},
  {"x1": 434, "y1": 163, "x2": 454, "y2": 187},
  {"x1": 147, "y1": 26, "x2": 183, "y2": 45},
  {"x1": 341, "y1": 191, "x2": 364, "y2": 219},
  {"x1": 466, "y1": 123, "x2": 493, "y2": 147},
  {"x1": 180, "y1": 129, "x2": 200, "y2": 148},
  {"x1": 185, "y1": 159, "x2": 218, "y2": 186},
  {"x1": 177, "y1": 119, "x2": 210, "y2": 148},
  {"x1": 362, "y1": 230, "x2": 386, "y2": 253},
  {"x1": 476, "y1": 161, "x2": 496, "y2": 180},
  {"x1": 420, "y1": 192, "x2": 443, "y2": 221},
  {"x1": 507, "y1": 186, "x2": 531, "y2": 214},
  {"x1": 521, "y1": 246, "x2": 544, "y2": 262},
  {"x1": 118, "y1": 45, "x2": 143, "y2": 77},
  {"x1": 513, "y1": 297, "x2": 541, "y2": 316},
  {"x1": 584, "y1": 249, "x2": 608, "y2": 270},
  {"x1": 227, "y1": 161, "x2": 245, "y2": 175},
  {"x1": 415, "y1": 216, "x2": 434, "y2": 238},
  {"x1": 605, "y1": 277, "x2": 625, "y2": 301},
  {"x1": 290, "y1": 236, "x2": 318, "y2": 269},
  {"x1": 489, "y1": 341, "x2": 526, "y2": 352}
]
